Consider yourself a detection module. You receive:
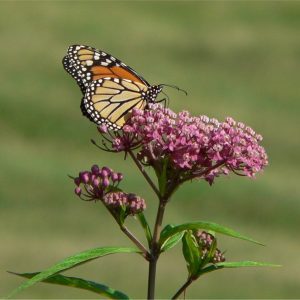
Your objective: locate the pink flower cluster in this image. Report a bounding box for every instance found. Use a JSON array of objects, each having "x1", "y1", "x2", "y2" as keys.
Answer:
[
  {"x1": 74, "y1": 165, "x2": 123, "y2": 201},
  {"x1": 104, "y1": 192, "x2": 146, "y2": 215},
  {"x1": 99, "y1": 104, "x2": 268, "y2": 184},
  {"x1": 73, "y1": 165, "x2": 146, "y2": 217}
]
